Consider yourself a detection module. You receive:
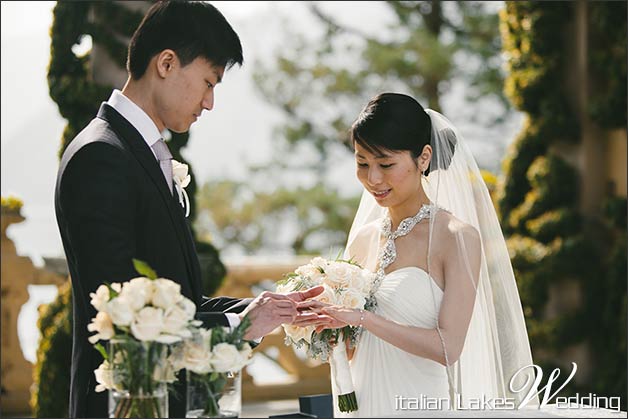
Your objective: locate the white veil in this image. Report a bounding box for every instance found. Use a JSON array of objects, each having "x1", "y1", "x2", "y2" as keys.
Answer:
[{"x1": 344, "y1": 109, "x2": 537, "y2": 408}]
